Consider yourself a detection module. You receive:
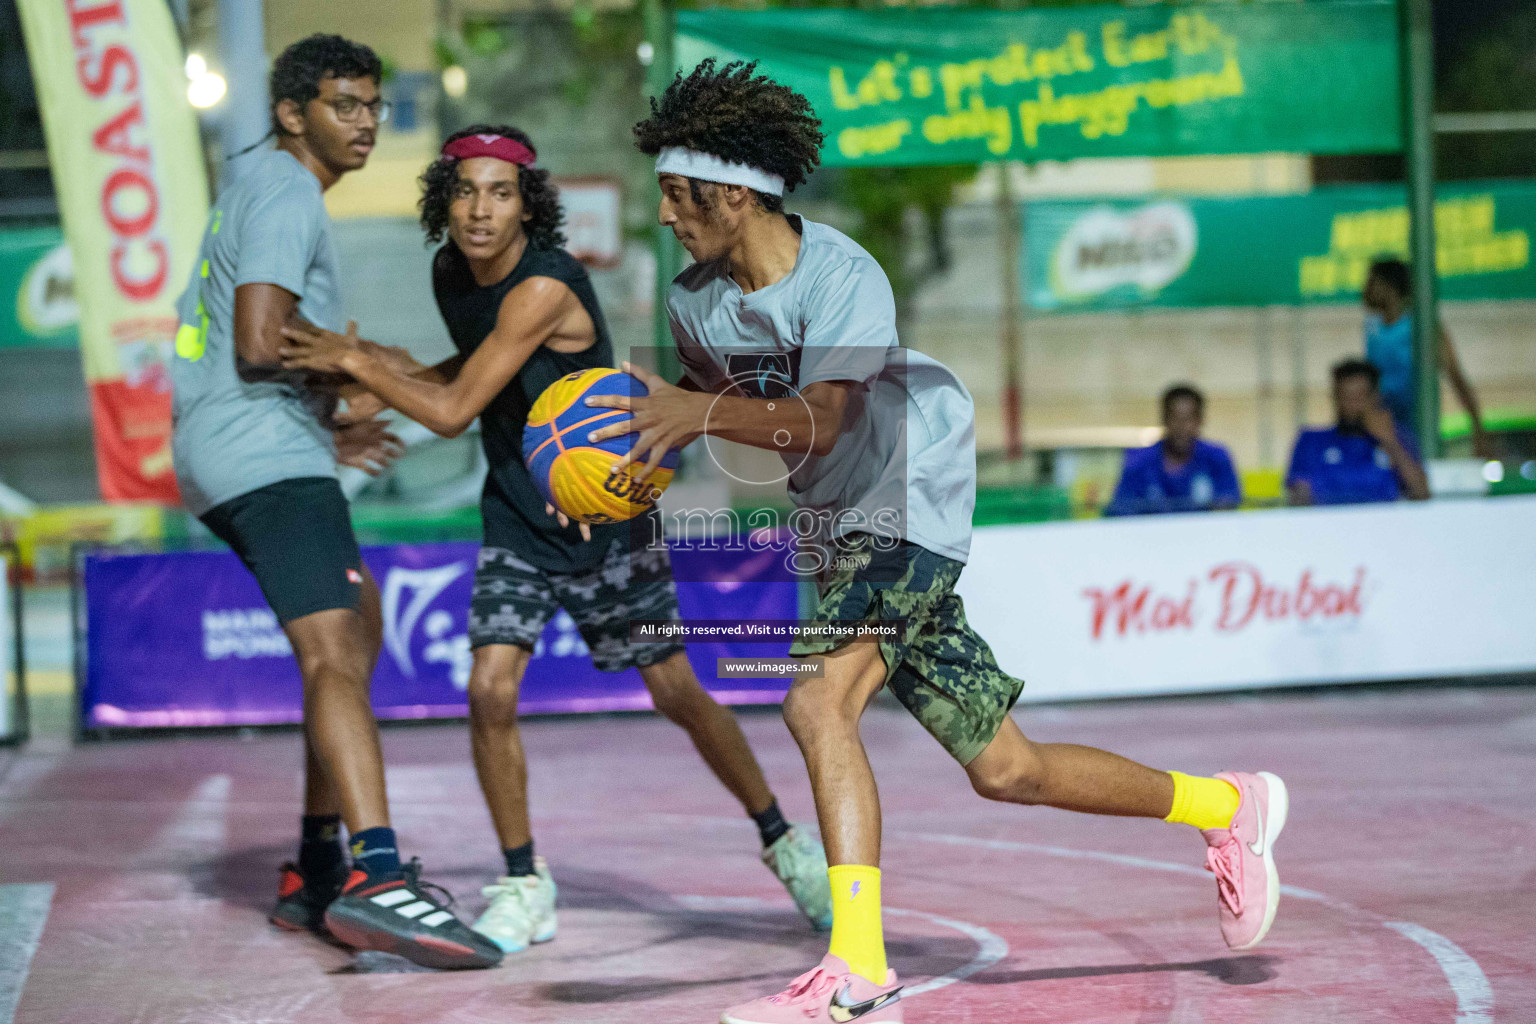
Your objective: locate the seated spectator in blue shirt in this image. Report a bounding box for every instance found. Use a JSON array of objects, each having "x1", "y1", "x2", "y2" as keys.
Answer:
[
  {"x1": 1105, "y1": 384, "x2": 1241, "y2": 516},
  {"x1": 1287, "y1": 358, "x2": 1431, "y2": 506}
]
